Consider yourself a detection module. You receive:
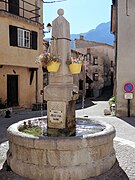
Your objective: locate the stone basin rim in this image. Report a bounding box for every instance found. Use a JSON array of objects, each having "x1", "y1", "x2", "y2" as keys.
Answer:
[
  {"x1": 7, "y1": 116, "x2": 116, "y2": 179},
  {"x1": 7, "y1": 116, "x2": 115, "y2": 140}
]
